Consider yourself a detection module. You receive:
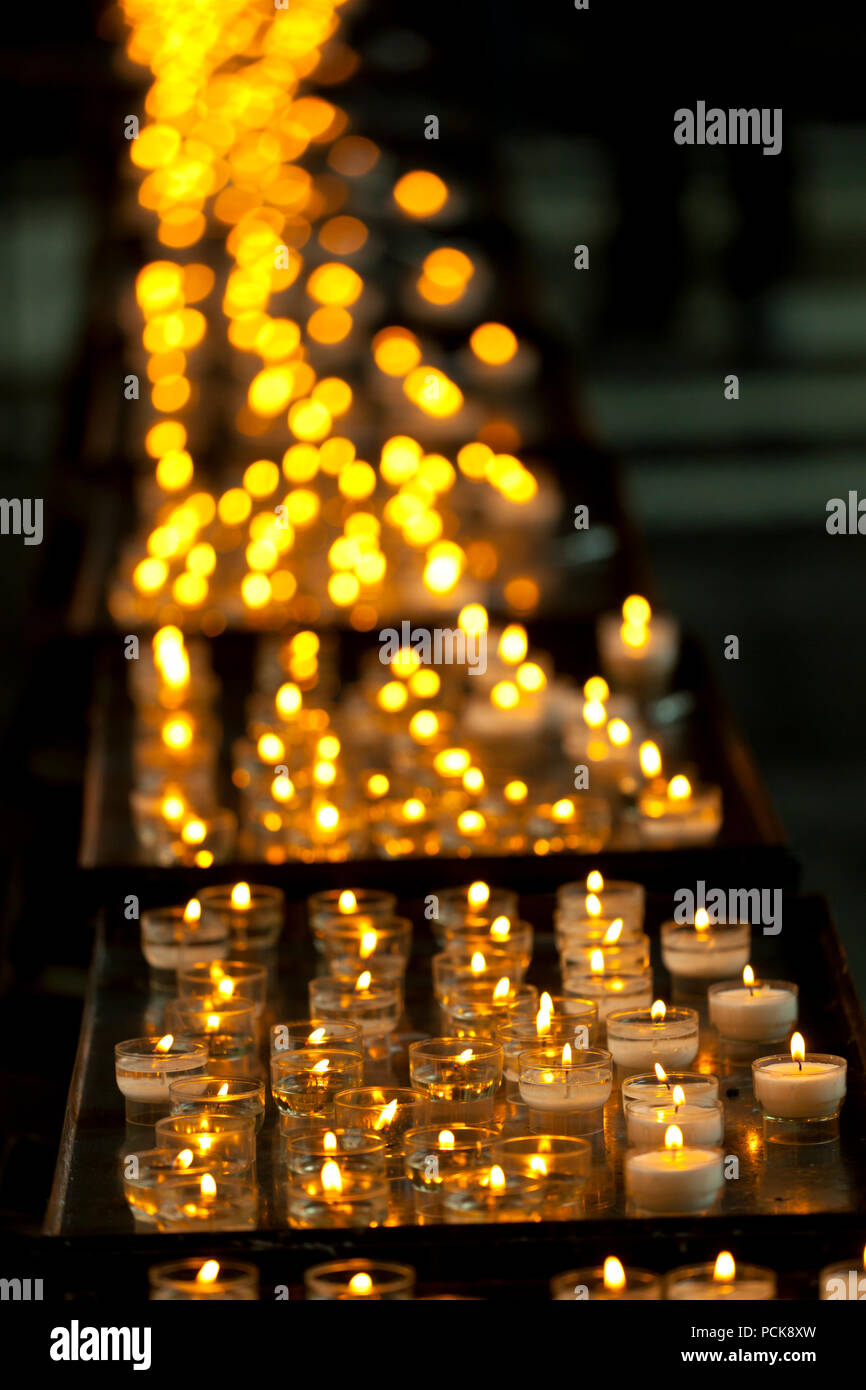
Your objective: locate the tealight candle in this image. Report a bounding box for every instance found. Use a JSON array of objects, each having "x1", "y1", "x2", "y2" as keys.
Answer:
[
  {"x1": 621, "y1": 1066, "x2": 719, "y2": 1109},
  {"x1": 402, "y1": 1124, "x2": 498, "y2": 1197},
  {"x1": 269, "y1": 1019, "x2": 363, "y2": 1058},
  {"x1": 155, "y1": 1113, "x2": 257, "y2": 1170},
  {"x1": 319, "y1": 916, "x2": 413, "y2": 981},
  {"x1": 557, "y1": 874, "x2": 645, "y2": 932},
  {"x1": 752, "y1": 1033, "x2": 846, "y2": 1140},
  {"x1": 409, "y1": 1038, "x2": 503, "y2": 1123},
  {"x1": 491, "y1": 1135, "x2": 591, "y2": 1218},
  {"x1": 288, "y1": 1166, "x2": 389, "y2": 1229},
  {"x1": 285, "y1": 1129, "x2": 388, "y2": 1182},
  {"x1": 819, "y1": 1248, "x2": 866, "y2": 1300},
  {"x1": 431, "y1": 883, "x2": 518, "y2": 937},
  {"x1": 178, "y1": 960, "x2": 268, "y2": 1017},
  {"x1": 661, "y1": 911, "x2": 750, "y2": 981},
  {"x1": 519, "y1": 1045, "x2": 613, "y2": 1135},
  {"x1": 442, "y1": 978, "x2": 539, "y2": 1036},
  {"x1": 149, "y1": 1258, "x2": 259, "y2": 1301},
  {"x1": 140, "y1": 902, "x2": 229, "y2": 989},
  {"x1": 440, "y1": 916, "x2": 534, "y2": 966},
  {"x1": 432, "y1": 949, "x2": 528, "y2": 1005},
  {"x1": 626, "y1": 1093, "x2": 725, "y2": 1147},
  {"x1": 155, "y1": 1171, "x2": 258, "y2": 1231},
  {"x1": 560, "y1": 935, "x2": 651, "y2": 975},
  {"x1": 550, "y1": 1259, "x2": 662, "y2": 1301},
  {"x1": 665, "y1": 1252, "x2": 776, "y2": 1301},
  {"x1": 270, "y1": 1048, "x2": 364, "y2": 1122},
  {"x1": 121, "y1": 1146, "x2": 230, "y2": 1223},
  {"x1": 197, "y1": 882, "x2": 284, "y2": 949},
  {"x1": 333, "y1": 1088, "x2": 427, "y2": 1175},
  {"x1": 308, "y1": 974, "x2": 403, "y2": 1056},
  {"x1": 304, "y1": 1260, "x2": 416, "y2": 1299},
  {"x1": 165, "y1": 996, "x2": 258, "y2": 1076},
  {"x1": 114, "y1": 1036, "x2": 208, "y2": 1124},
  {"x1": 606, "y1": 1002, "x2": 699, "y2": 1072},
  {"x1": 562, "y1": 965, "x2": 653, "y2": 1025},
  {"x1": 709, "y1": 970, "x2": 798, "y2": 1043},
  {"x1": 497, "y1": 998, "x2": 596, "y2": 1083},
  {"x1": 637, "y1": 775, "x2": 722, "y2": 847},
  {"x1": 308, "y1": 887, "x2": 398, "y2": 939},
  {"x1": 441, "y1": 1163, "x2": 543, "y2": 1224},
  {"x1": 168, "y1": 1075, "x2": 266, "y2": 1131},
  {"x1": 625, "y1": 1126, "x2": 724, "y2": 1214},
  {"x1": 597, "y1": 596, "x2": 680, "y2": 693}
]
